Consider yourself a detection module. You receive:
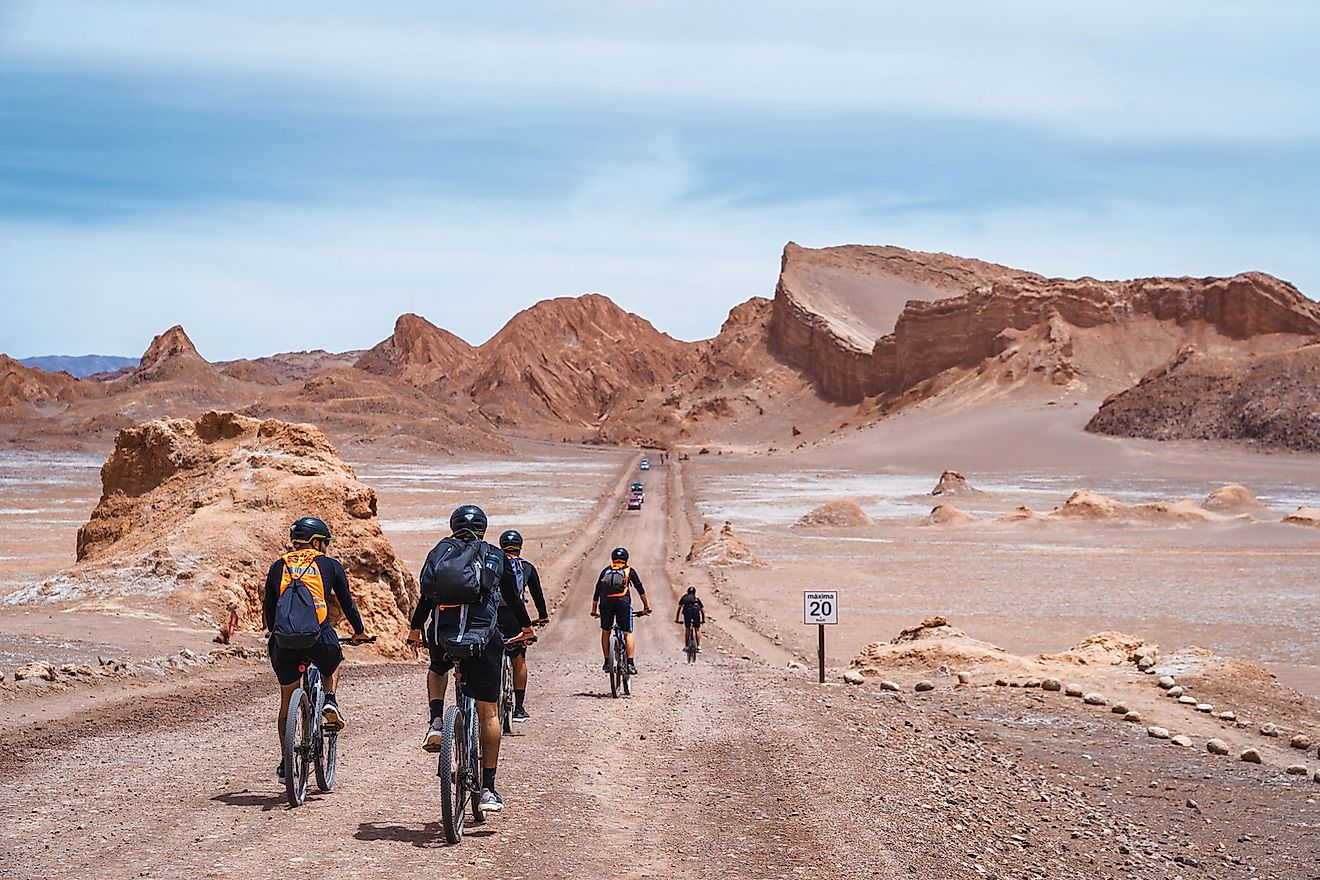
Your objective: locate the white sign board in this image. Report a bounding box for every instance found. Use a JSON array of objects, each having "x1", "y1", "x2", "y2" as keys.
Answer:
[{"x1": 803, "y1": 590, "x2": 838, "y2": 625}]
